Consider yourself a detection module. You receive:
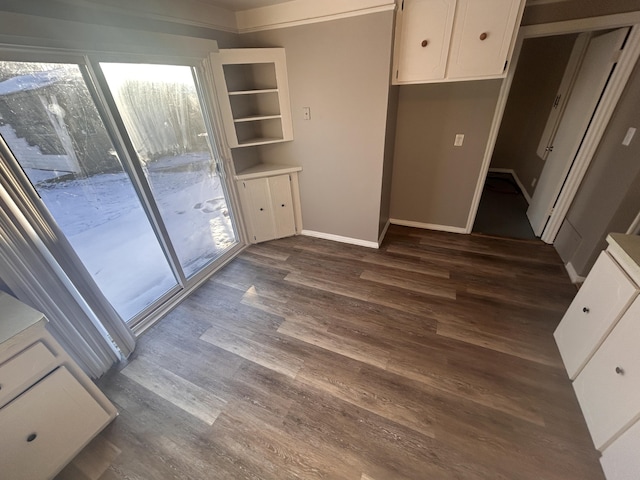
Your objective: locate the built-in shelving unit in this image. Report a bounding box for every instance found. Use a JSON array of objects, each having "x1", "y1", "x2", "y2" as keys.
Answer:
[{"x1": 212, "y1": 48, "x2": 293, "y2": 148}]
